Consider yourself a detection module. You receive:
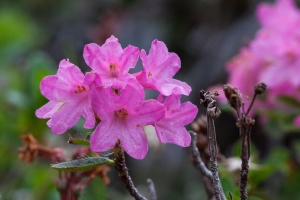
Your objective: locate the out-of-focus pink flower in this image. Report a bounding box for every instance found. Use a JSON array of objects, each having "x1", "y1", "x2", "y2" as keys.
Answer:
[
  {"x1": 154, "y1": 94, "x2": 198, "y2": 147},
  {"x1": 136, "y1": 40, "x2": 191, "y2": 96},
  {"x1": 220, "y1": 0, "x2": 300, "y2": 113},
  {"x1": 90, "y1": 84, "x2": 165, "y2": 159},
  {"x1": 256, "y1": 0, "x2": 300, "y2": 30},
  {"x1": 294, "y1": 116, "x2": 300, "y2": 127},
  {"x1": 35, "y1": 59, "x2": 96, "y2": 134},
  {"x1": 255, "y1": 0, "x2": 300, "y2": 102},
  {"x1": 83, "y1": 35, "x2": 139, "y2": 89},
  {"x1": 226, "y1": 48, "x2": 262, "y2": 100}
]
